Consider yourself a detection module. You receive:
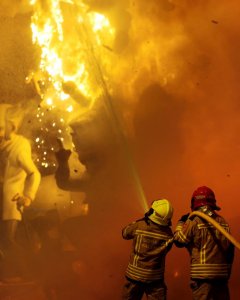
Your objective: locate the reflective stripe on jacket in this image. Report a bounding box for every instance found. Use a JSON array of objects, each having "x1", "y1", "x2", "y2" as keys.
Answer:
[
  {"x1": 122, "y1": 219, "x2": 173, "y2": 282},
  {"x1": 174, "y1": 214, "x2": 234, "y2": 280}
]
